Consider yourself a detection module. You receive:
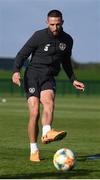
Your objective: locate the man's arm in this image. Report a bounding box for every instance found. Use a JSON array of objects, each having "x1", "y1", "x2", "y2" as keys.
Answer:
[
  {"x1": 13, "y1": 31, "x2": 39, "y2": 73},
  {"x1": 62, "y1": 34, "x2": 85, "y2": 91},
  {"x1": 62, "y1": 56, "x2": 76, "y2": 83},
  {"x1": 62, "y1": 57, "x2": 85, "y2": 91},
  {"x1": 12, "y1": 31, "x2": 39, "y2": 86}
]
